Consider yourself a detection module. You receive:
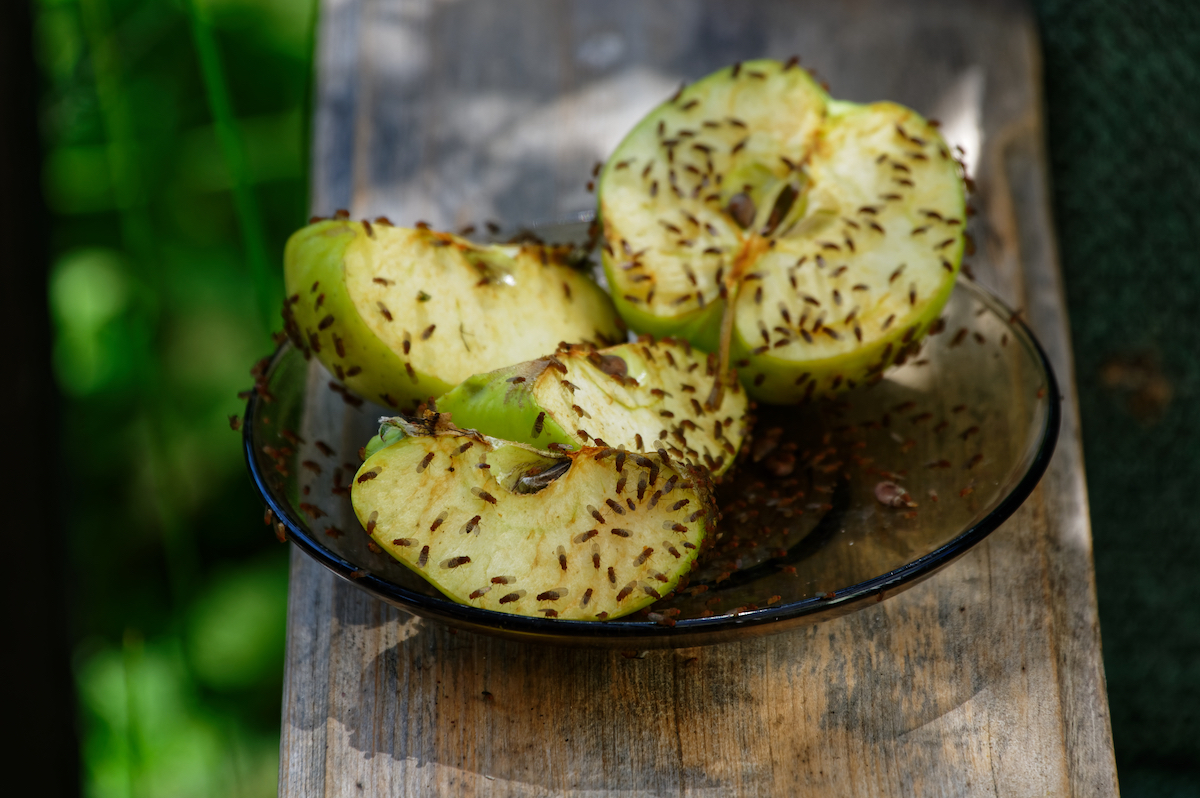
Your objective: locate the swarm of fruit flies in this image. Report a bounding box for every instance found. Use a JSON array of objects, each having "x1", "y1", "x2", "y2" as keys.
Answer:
[{"x1": 242, "y1": 57, "x2": 991, "y2": 623}]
